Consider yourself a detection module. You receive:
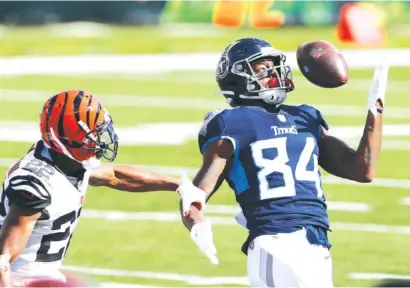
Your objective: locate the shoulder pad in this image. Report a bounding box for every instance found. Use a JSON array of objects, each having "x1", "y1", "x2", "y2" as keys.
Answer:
[
  {"x1": 4, "y1": 158, "x2": 56, "y2": 211},
  {"x1": 5, "y1": 173, "x2": 51, "y2": 211},
  {"x1": 298, "y1": 104, "x2": 329, "y2": 130},
  {"x1": 199, "y1": 109, "x2": 226, "y2": 136}
]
